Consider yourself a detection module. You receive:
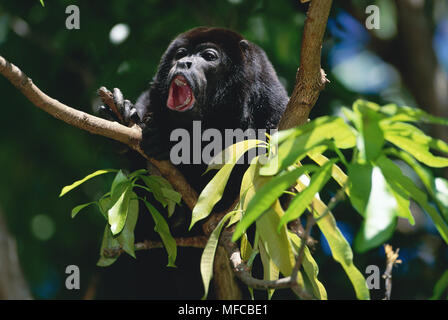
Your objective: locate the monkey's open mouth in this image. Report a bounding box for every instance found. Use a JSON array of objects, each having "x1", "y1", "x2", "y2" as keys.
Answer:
[{"x1": 167, "y1": 75, "x2": 195, "y2": 112}]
